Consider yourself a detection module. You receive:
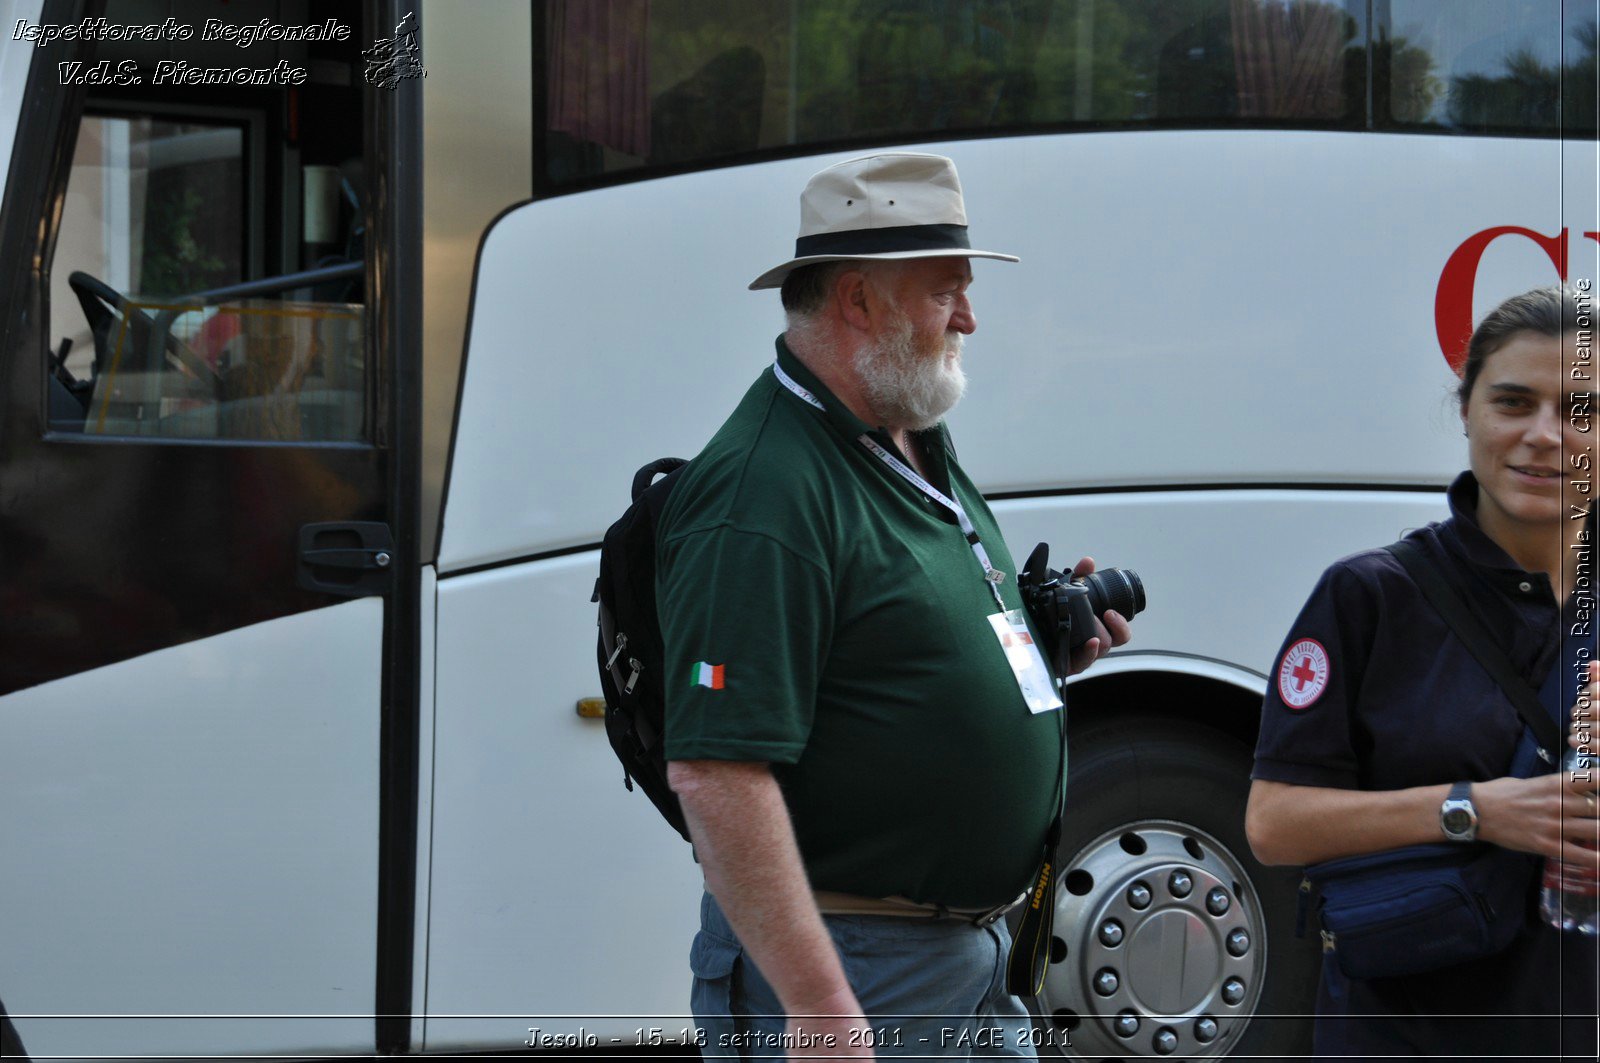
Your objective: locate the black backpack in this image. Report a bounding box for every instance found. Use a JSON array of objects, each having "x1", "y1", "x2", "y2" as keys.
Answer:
[{"x1": 592, "y1": 457, "x2": 692, "y2": 842}]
